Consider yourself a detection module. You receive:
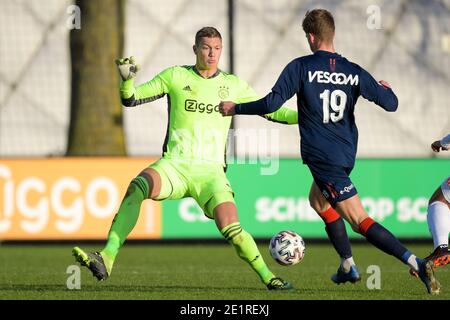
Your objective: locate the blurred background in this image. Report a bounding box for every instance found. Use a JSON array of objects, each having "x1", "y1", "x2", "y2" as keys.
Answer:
[
  {"x1": 0, "y1": 0, "x2": 449, "y2": 241},
  {"x1": 2, "y1": 0, "x2": 450, "y2": 157}
]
